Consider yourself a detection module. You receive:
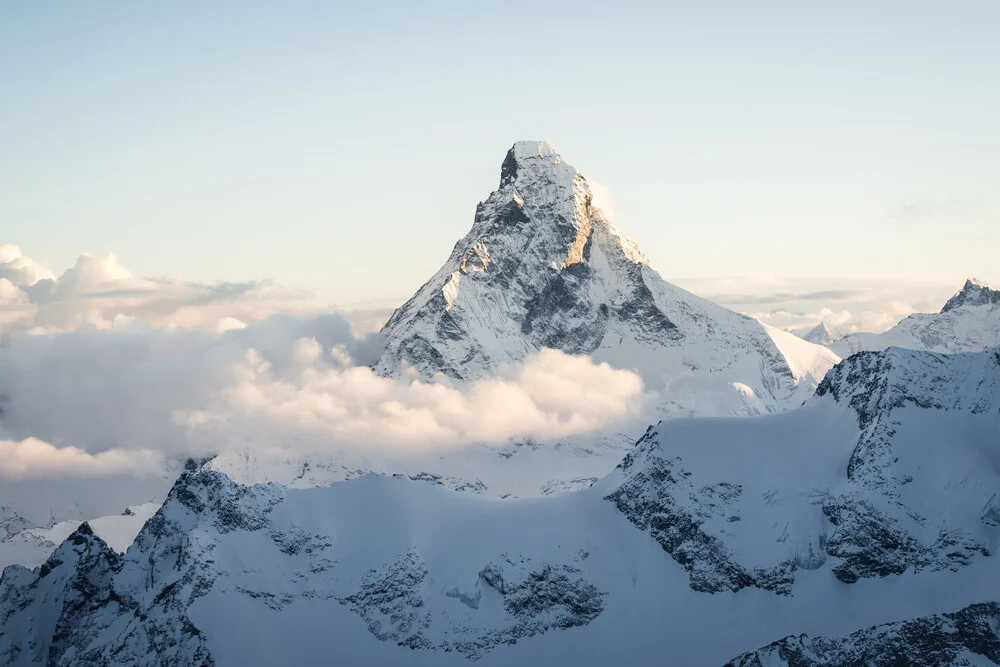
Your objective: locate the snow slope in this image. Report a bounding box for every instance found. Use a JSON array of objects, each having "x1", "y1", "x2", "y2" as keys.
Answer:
[
  {"x1": 376, "y1": 141, "x2": 839, "y2": 419},
  {"x1": 4, "y1": 346, "x2": 999, "y2": 665},
  {"x1": 833, "y1": 278, "x2": 1000, "y2": 356}
]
